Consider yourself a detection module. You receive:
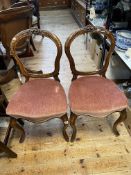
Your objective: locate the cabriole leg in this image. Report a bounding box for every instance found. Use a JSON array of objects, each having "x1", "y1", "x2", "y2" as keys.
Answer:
[
  {"x1": 61, "y1": 114, "x2": 69, "y2": 142},
  {"x1": 70, "y1": 112, "x2": 77, "y2": 142},
  {"x1": 113, "y1": 109, "x2": 127, "y2": 136},
  {"x1": 8, "y1": 118, "x2": 25, "y2": 143}
]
